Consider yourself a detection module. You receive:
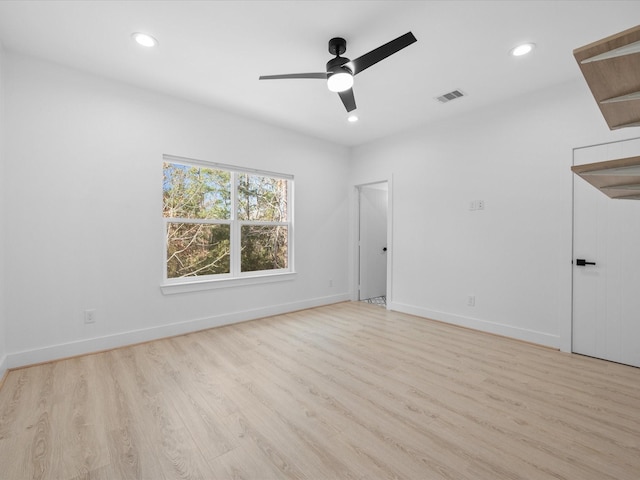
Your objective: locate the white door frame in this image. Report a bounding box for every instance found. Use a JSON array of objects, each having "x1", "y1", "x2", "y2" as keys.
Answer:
[{"x1": 353, "y1": 177, "x2": 393, "y2": 307}]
